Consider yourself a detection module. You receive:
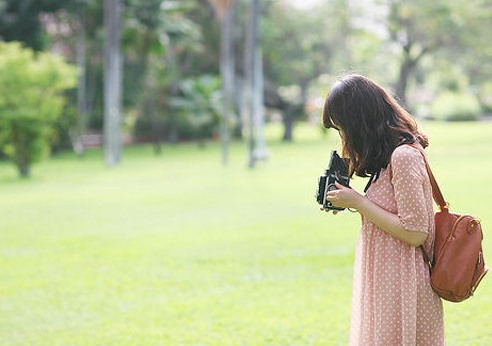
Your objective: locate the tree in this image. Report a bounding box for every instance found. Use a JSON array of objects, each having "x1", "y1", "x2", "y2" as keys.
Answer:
[
  {"x1": 441, "y1": 0, "x2": 492, "y2": 111},
  {"x1": 243, "y1": 0, "x2": 267, "y2": 167},
  {"x1": 104, "y1": 0, "x2": 122, "y2": 166},
  {"x1": 0, "y1": 0, "x2": 74, "y2": 50},
  {"x1": 208, "y1": 0, "x2": 235, "y2": 165},
  {"x1": 0, "y1": 42, "x2": 77, "y2": 177},
  {"x1": 383, "y1": 0, "x2": 488, "y2": 107},
  {"x1": 36, "y1": 0, "x2": 106, "y2": 153},
  {"x1": 123, "y1": 0, "x2": 164, "y2": 153},
  {"x1": 261, "y1": 1, "x2": 343, "y2": 141},
  {"x1": 126, "y1": 0, "x2": 205, "y2": 148}
]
